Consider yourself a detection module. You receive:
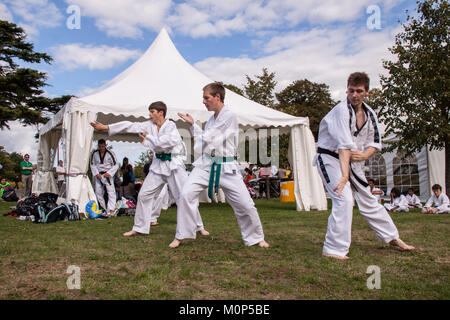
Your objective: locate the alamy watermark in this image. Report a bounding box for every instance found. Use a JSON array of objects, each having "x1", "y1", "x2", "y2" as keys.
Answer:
[
  {"x1": 66, "y1": 5, "x2": 81, "y2": 30},
  {"x1": 366, "y1": 5, "x2": 382, "y2": 30},
  {"x1": 366, "y1": 265, "x2": 381, "y2": 289},
  {"x1": 66, "y1": 265, "x2": 81, "y2": 290}
]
